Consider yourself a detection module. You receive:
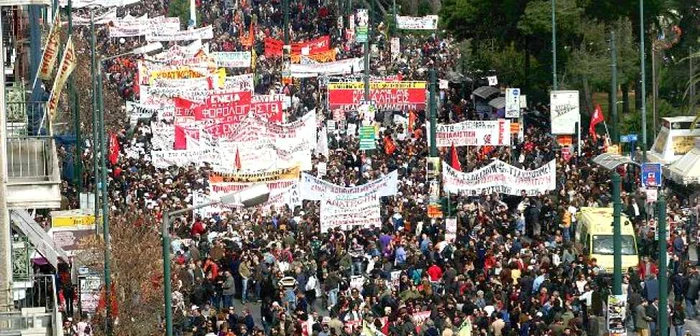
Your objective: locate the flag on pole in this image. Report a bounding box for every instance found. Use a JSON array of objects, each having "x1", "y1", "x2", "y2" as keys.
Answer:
[
  {"x1": 449, "y1": 143, "x2": 461, "y2": 171},
  {"x1": 589, "y1": 104, "x2": 605, "y2": 141},
  {"x1": 47, "y1": 36, "x2": 78, "y2": 120},
  {"x1": 108, "y1": 133, "x2": 120, "y2": 165},
  {"x1": 38, "y1": 13, "x2": 62, "y2": 80},
  {"x1": 234, "y1": 148, "x2": 242, "y2": 171}
]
